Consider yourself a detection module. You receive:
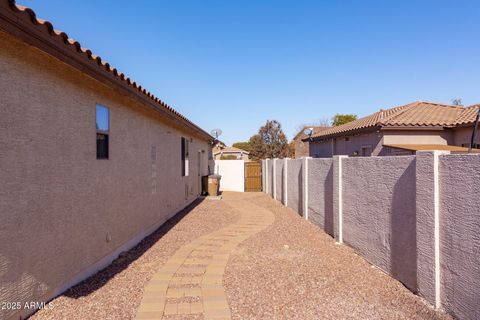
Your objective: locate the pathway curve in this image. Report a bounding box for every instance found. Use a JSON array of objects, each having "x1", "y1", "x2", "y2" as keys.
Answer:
[{"x1": 135, "y1": 197, "x2": 274, "y2": 319}]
